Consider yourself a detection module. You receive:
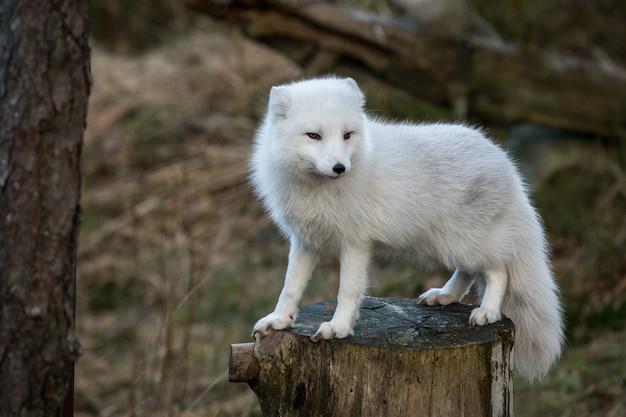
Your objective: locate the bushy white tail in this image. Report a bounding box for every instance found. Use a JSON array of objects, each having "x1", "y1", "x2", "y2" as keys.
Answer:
[{"x1": 504, "y1": 219, "x2": 564, "y2": 381}]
